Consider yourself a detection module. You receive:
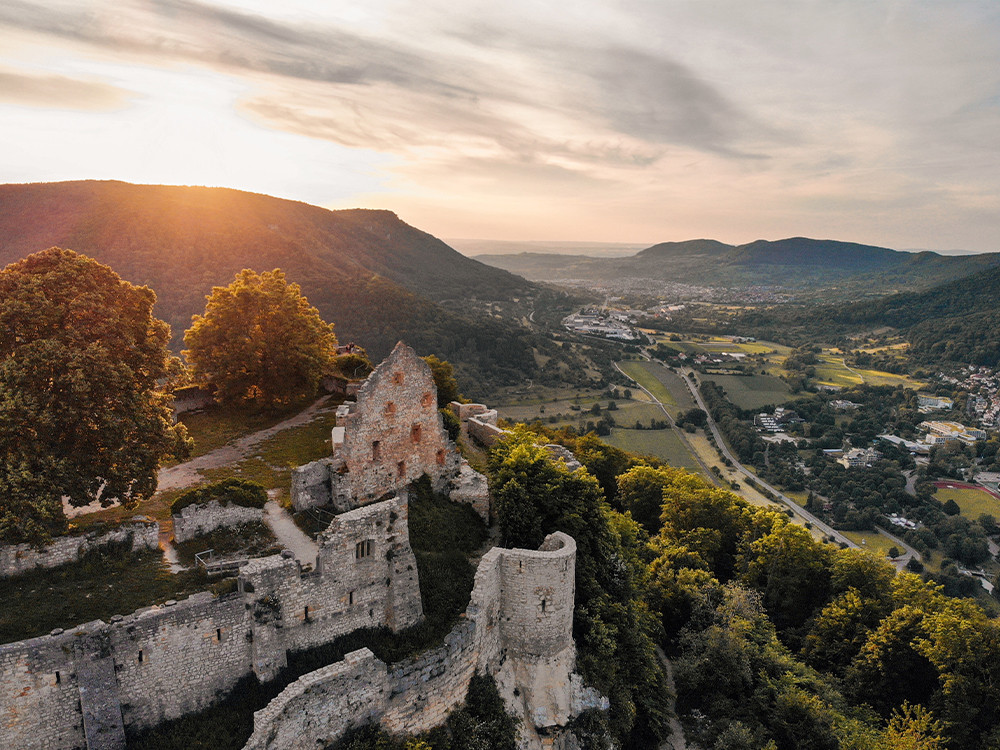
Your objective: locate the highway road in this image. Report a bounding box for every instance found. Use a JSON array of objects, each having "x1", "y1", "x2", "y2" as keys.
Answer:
[
  {"x1": 674, "y1": 366, "x2": 858, "y2": 549},
  {"x1": 612, "y1": 361, "x2": 724, "y2": 488}
]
